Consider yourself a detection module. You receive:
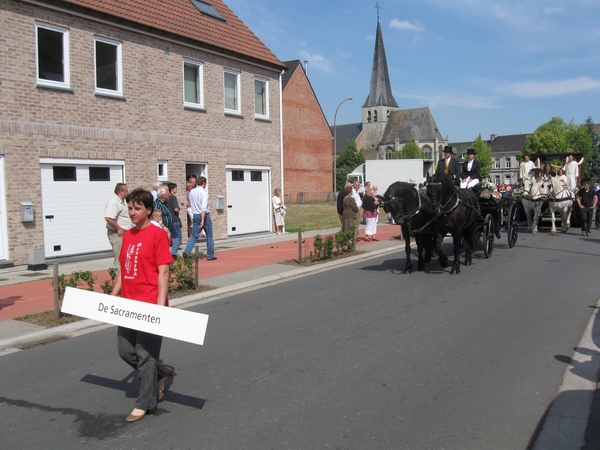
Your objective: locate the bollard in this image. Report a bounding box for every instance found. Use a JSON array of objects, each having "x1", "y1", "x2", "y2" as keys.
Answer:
[
  {"x1": 298, "y1": 228, "x2": 302, "y2": 262},
  {"x1": 53, "y1": 263, "x2": 60, "y2": 319},
  {"x1": 194, "y1": 246, "x2": 199, "y2": 287}
]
